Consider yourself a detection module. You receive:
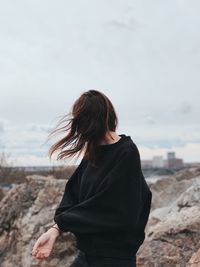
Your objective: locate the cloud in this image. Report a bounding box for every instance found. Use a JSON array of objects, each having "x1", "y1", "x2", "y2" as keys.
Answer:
[
  {"x1": 1, "y1": 120, "x2": 52, "y2": 156},
  {"x1": 137, "y1": 138, "x2": 186, "y2": 149},
  {"x1": 179, "y1": 102, "x2": 193, "y2": 114},
  {"x1": 0, "y1": 118, "x2": 9, "y2": 134},
  {"x1": 139, "y1": 142, "x2": 200, "y2": 163},
  {"x1": 119, "y1": 123, "x2": 200, "y2": 150},
  {"x1": 103, "y1": 18, "x2": 136, "y2": 31},
  {"x1": 24, "y1": 123, "x2": 52, "y2": 133},
  {"x1": 2, "y1": 119, "x2": 200, "y2": 166},
  {"x1": 0, "y1": 119, "x2": 8, "y2": 149},
  {"x1": 0, "y1": 1, "x2": 200, "y2": 164},
  {"x1": 9, "y1": 153, "x2": 81, "y2": 167},
  {"x1": 143, "y1": 114, "x2": 156, "y2": 125},
  {"x1": 9, "y1": 154, "x2": 53, "y2": 167},
  {"x1": 0, "y1": 122, "x2": 4, "y2": 134}
]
